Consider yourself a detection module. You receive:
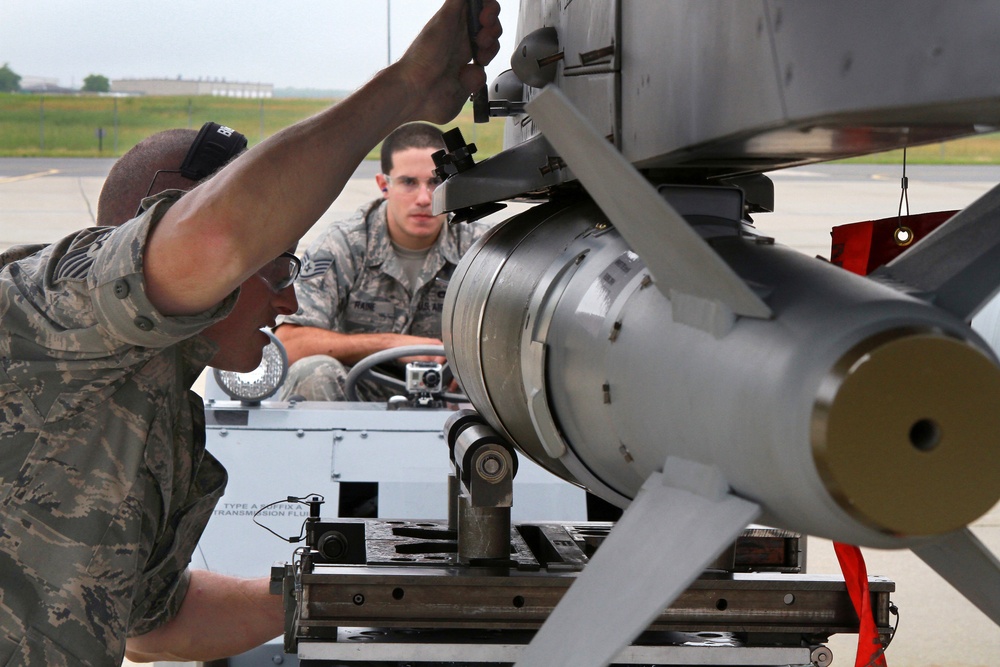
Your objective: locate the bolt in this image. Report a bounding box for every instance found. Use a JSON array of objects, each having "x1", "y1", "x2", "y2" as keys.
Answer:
[
  {"x1": 483, "y1": 455, "x2": 501, "y2": 475},
  {"x1": 609, "y1": 320, "x2": 623, "y2": 341},
  {"x1": 353, "y1": 593, "x2": 365, "y2": 606},
  {"x1": 810, "y1": 645, "x2": 833, "y2": 667},
  {"x1": 478, "y1": 452, "x2": 505, "y2": 479}
]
